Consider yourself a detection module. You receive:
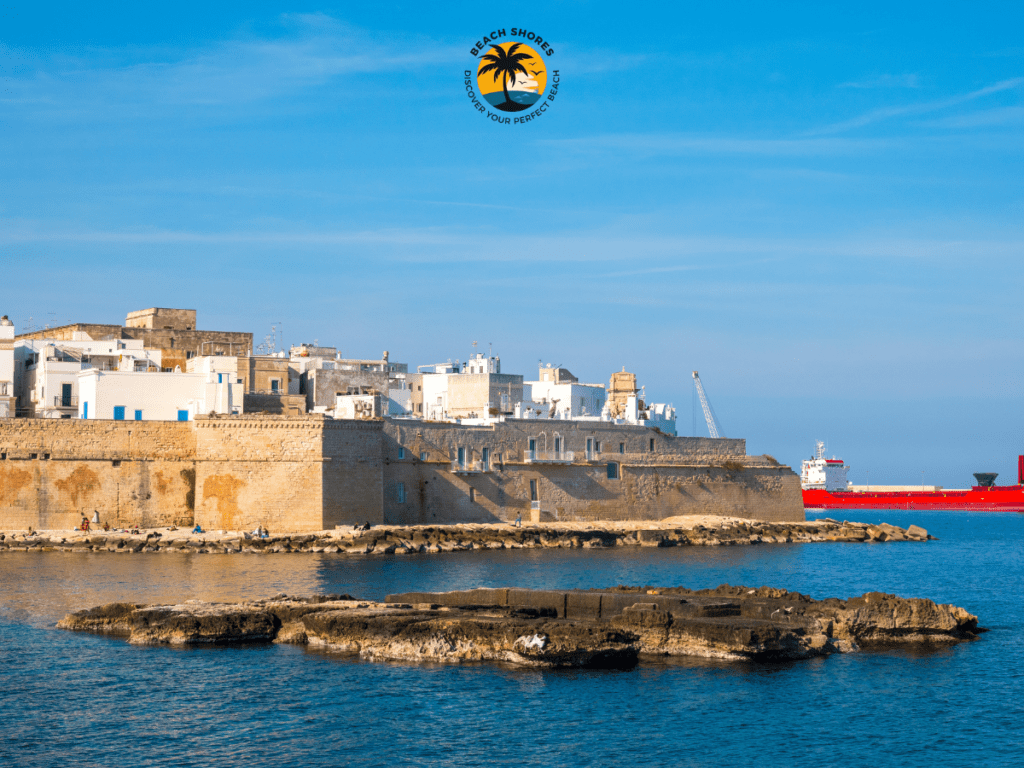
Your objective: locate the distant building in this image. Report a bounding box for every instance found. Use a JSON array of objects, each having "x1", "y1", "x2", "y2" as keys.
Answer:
[
  {"x1": 17, "y1": 307, "x2": 251, "y2": 373},
  {"x1": 78, "y1": 356, "x2": 242, "y2": 421},
  {"x1": 420, "y1": 353, "x2": 523, "y2": 420},
  {"x1": 293, "y1": 348, "x2": 407, "y2": 414},
  {"x1": 236, "y1": 353, "x2": 304, "y2": 415},
  {"x1": 0, "y1": 316, "x2": 14, "y2": 418},
  {"x1": 14, "y1": 336, "x2": 161, "y2": 418},
  {"x1": 388, "y1": 372, "x2": 423, "y2": 417},
  {"x1": 525, "y1": 363, "x2": 606, "y2": 419}
]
